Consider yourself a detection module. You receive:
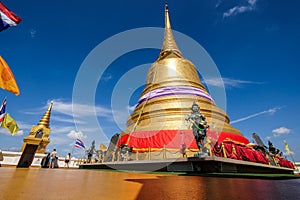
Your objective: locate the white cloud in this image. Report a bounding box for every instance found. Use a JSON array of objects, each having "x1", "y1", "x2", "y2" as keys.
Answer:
[
  {"x1": 223, "y1": 0, "x2": 258, "y2": 18},
  {"x1": 17, "y1": 121, "x2": 34, "y2": 130},
  {"x1": 231, "y1": 107, "x2": 281, "y2": 124},
  {"x1": 205, "y1": 77, "x2": 263, "y2": 88},
  {"x1": 0, "y1": 128, "x2": 24, "y2": 136},
  {"x1": 272, "y1": 127, "x2": 292, "y2": 138},
  {"x1": 14, "y1": 130, "x2": 24, "y2": 136},
  {"x1": 24, "y1": 99, "x2": 113, "y2": 121},
  {"x1": 67, "y1": 130, "x2": 87, "y2": 140},
  {"x1": 48, "y1": 135, "x2": 69, "y2": 146},
  {"x1": 51, "y1": 125, "x2": 74, "y2": 134},
  {"x1": 49, "y1": 99, "x2": 112, "y2": 118}
]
